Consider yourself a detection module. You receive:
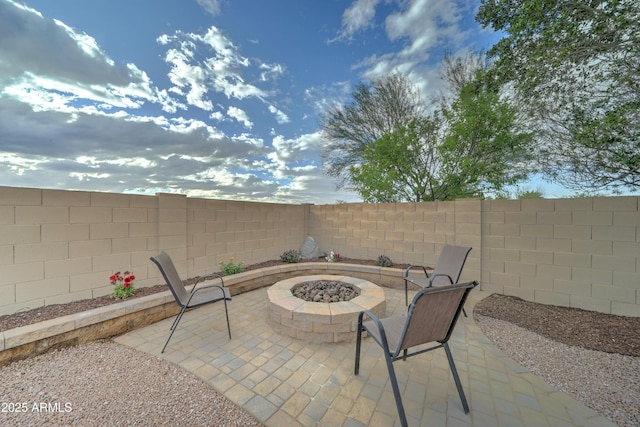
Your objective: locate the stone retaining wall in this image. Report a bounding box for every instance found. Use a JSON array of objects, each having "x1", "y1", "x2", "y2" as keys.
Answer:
[{"x1": 0, "y1": 263, "x2": 407, "y2": 366}]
